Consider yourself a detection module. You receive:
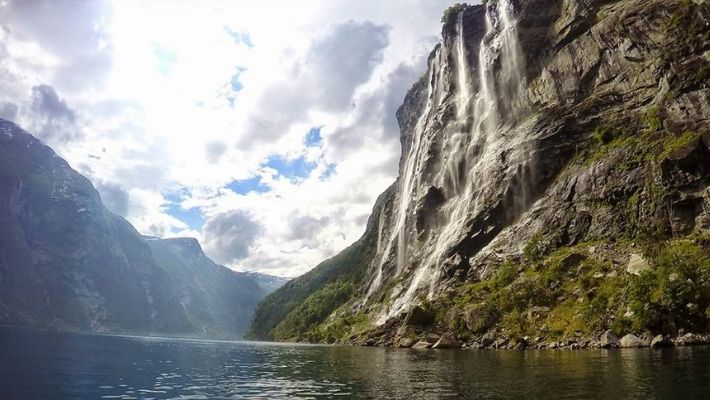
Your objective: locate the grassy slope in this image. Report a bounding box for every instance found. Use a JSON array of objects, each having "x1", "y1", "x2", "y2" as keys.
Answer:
[{"x1": 245, "y1": 186, "x2": 393, "y2": 341}]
